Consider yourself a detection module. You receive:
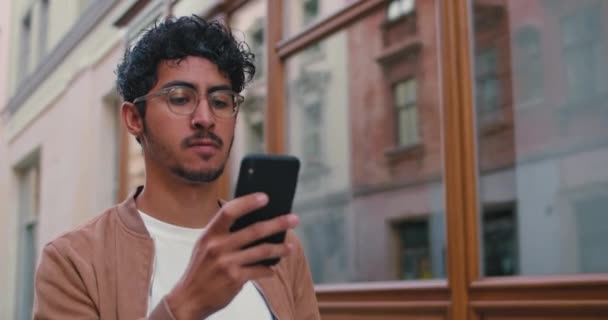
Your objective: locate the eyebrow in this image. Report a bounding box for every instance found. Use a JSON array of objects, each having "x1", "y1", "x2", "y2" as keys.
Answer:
[
  {"x1": 160, "y1": 81, "x2": 233, "y2": 93},
  {"x1": 207, "y1": 84, "x2": 233, "y2": 93},
  {"x1": 160, "y1": 80, "x2": 196, "y2": 90}
]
